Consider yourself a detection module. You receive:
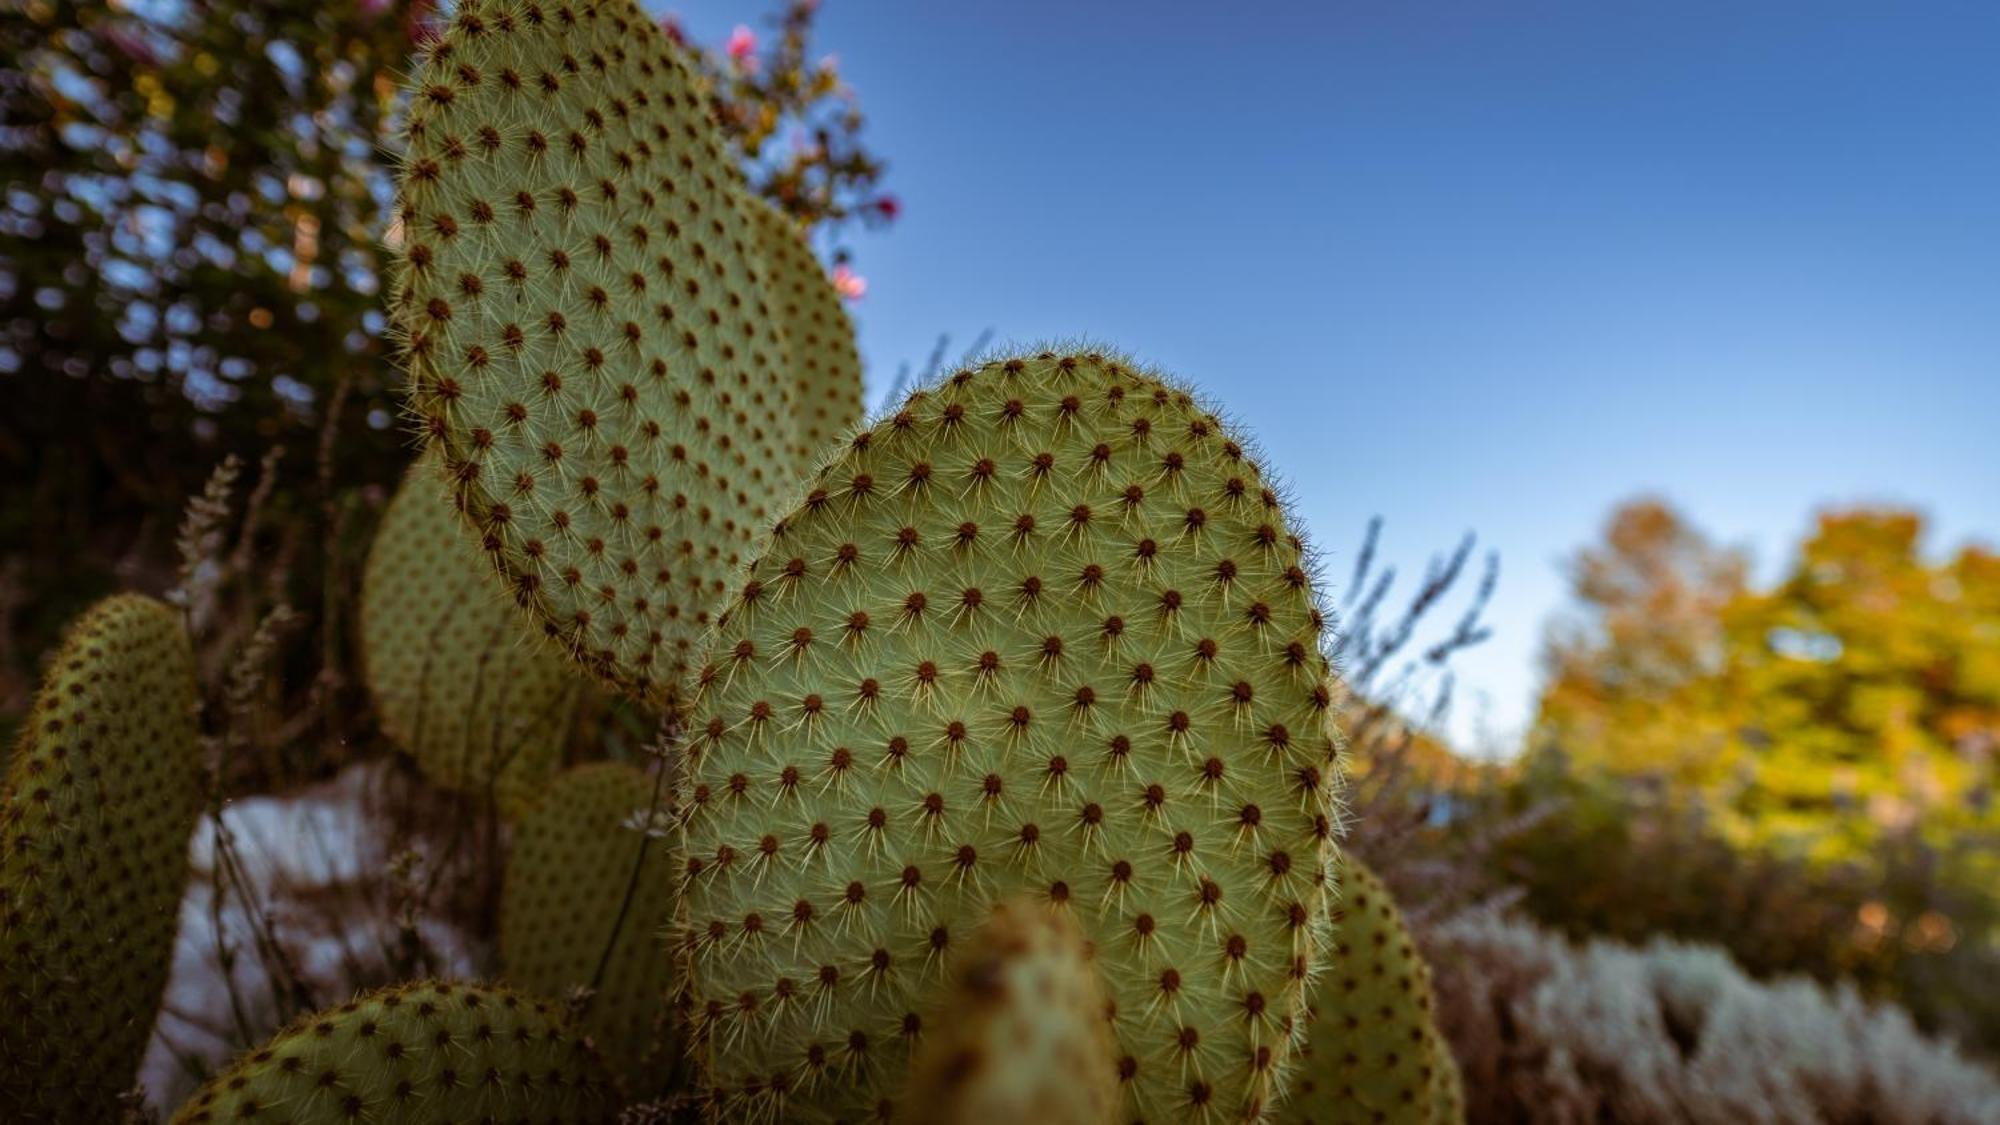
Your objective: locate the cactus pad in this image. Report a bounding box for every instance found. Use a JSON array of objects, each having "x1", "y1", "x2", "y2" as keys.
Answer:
[
  {"x1": 905, "y1": 898, "x2": 1121, "y2": 1125},
  {"x1": 1, "y1": 595, "x2": 200, "y2": 1121},
  {"x1": 746, "y1": 196, "x2": 865, "y2": 467},
  {"x1": 676, "y1": 349, "x2": 1343, "y2": 1122},
  {"x1": 362, "y1": 454, "x2": 583, "y2": 818},
  {"x1": 502, "y1": 762, "x2": 679, "y2": 1091},
  {"x1": 395, "y1": 0, "x2": 796, "y2": 705},
  {"x1": 169, "y1": 979, "x2": 620, "y2": 1124},
  {"x1": 1284, "y1": 858, "x2": 1457, "y2": 1124}
]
